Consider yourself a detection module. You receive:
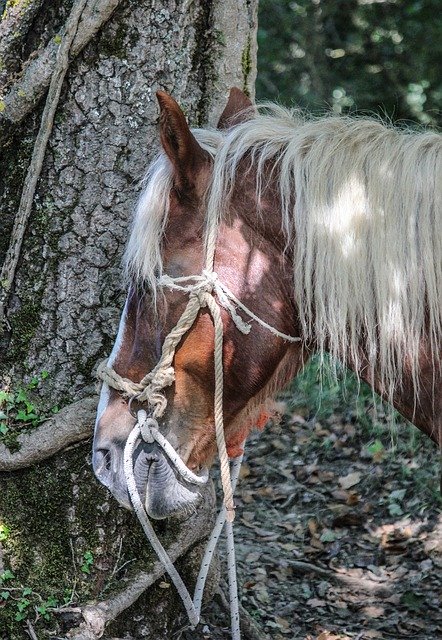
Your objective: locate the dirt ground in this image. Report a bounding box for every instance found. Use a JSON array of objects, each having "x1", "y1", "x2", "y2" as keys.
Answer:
[{"x1": 180, "y1": 387, "x2": 442, "y2": 640}]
